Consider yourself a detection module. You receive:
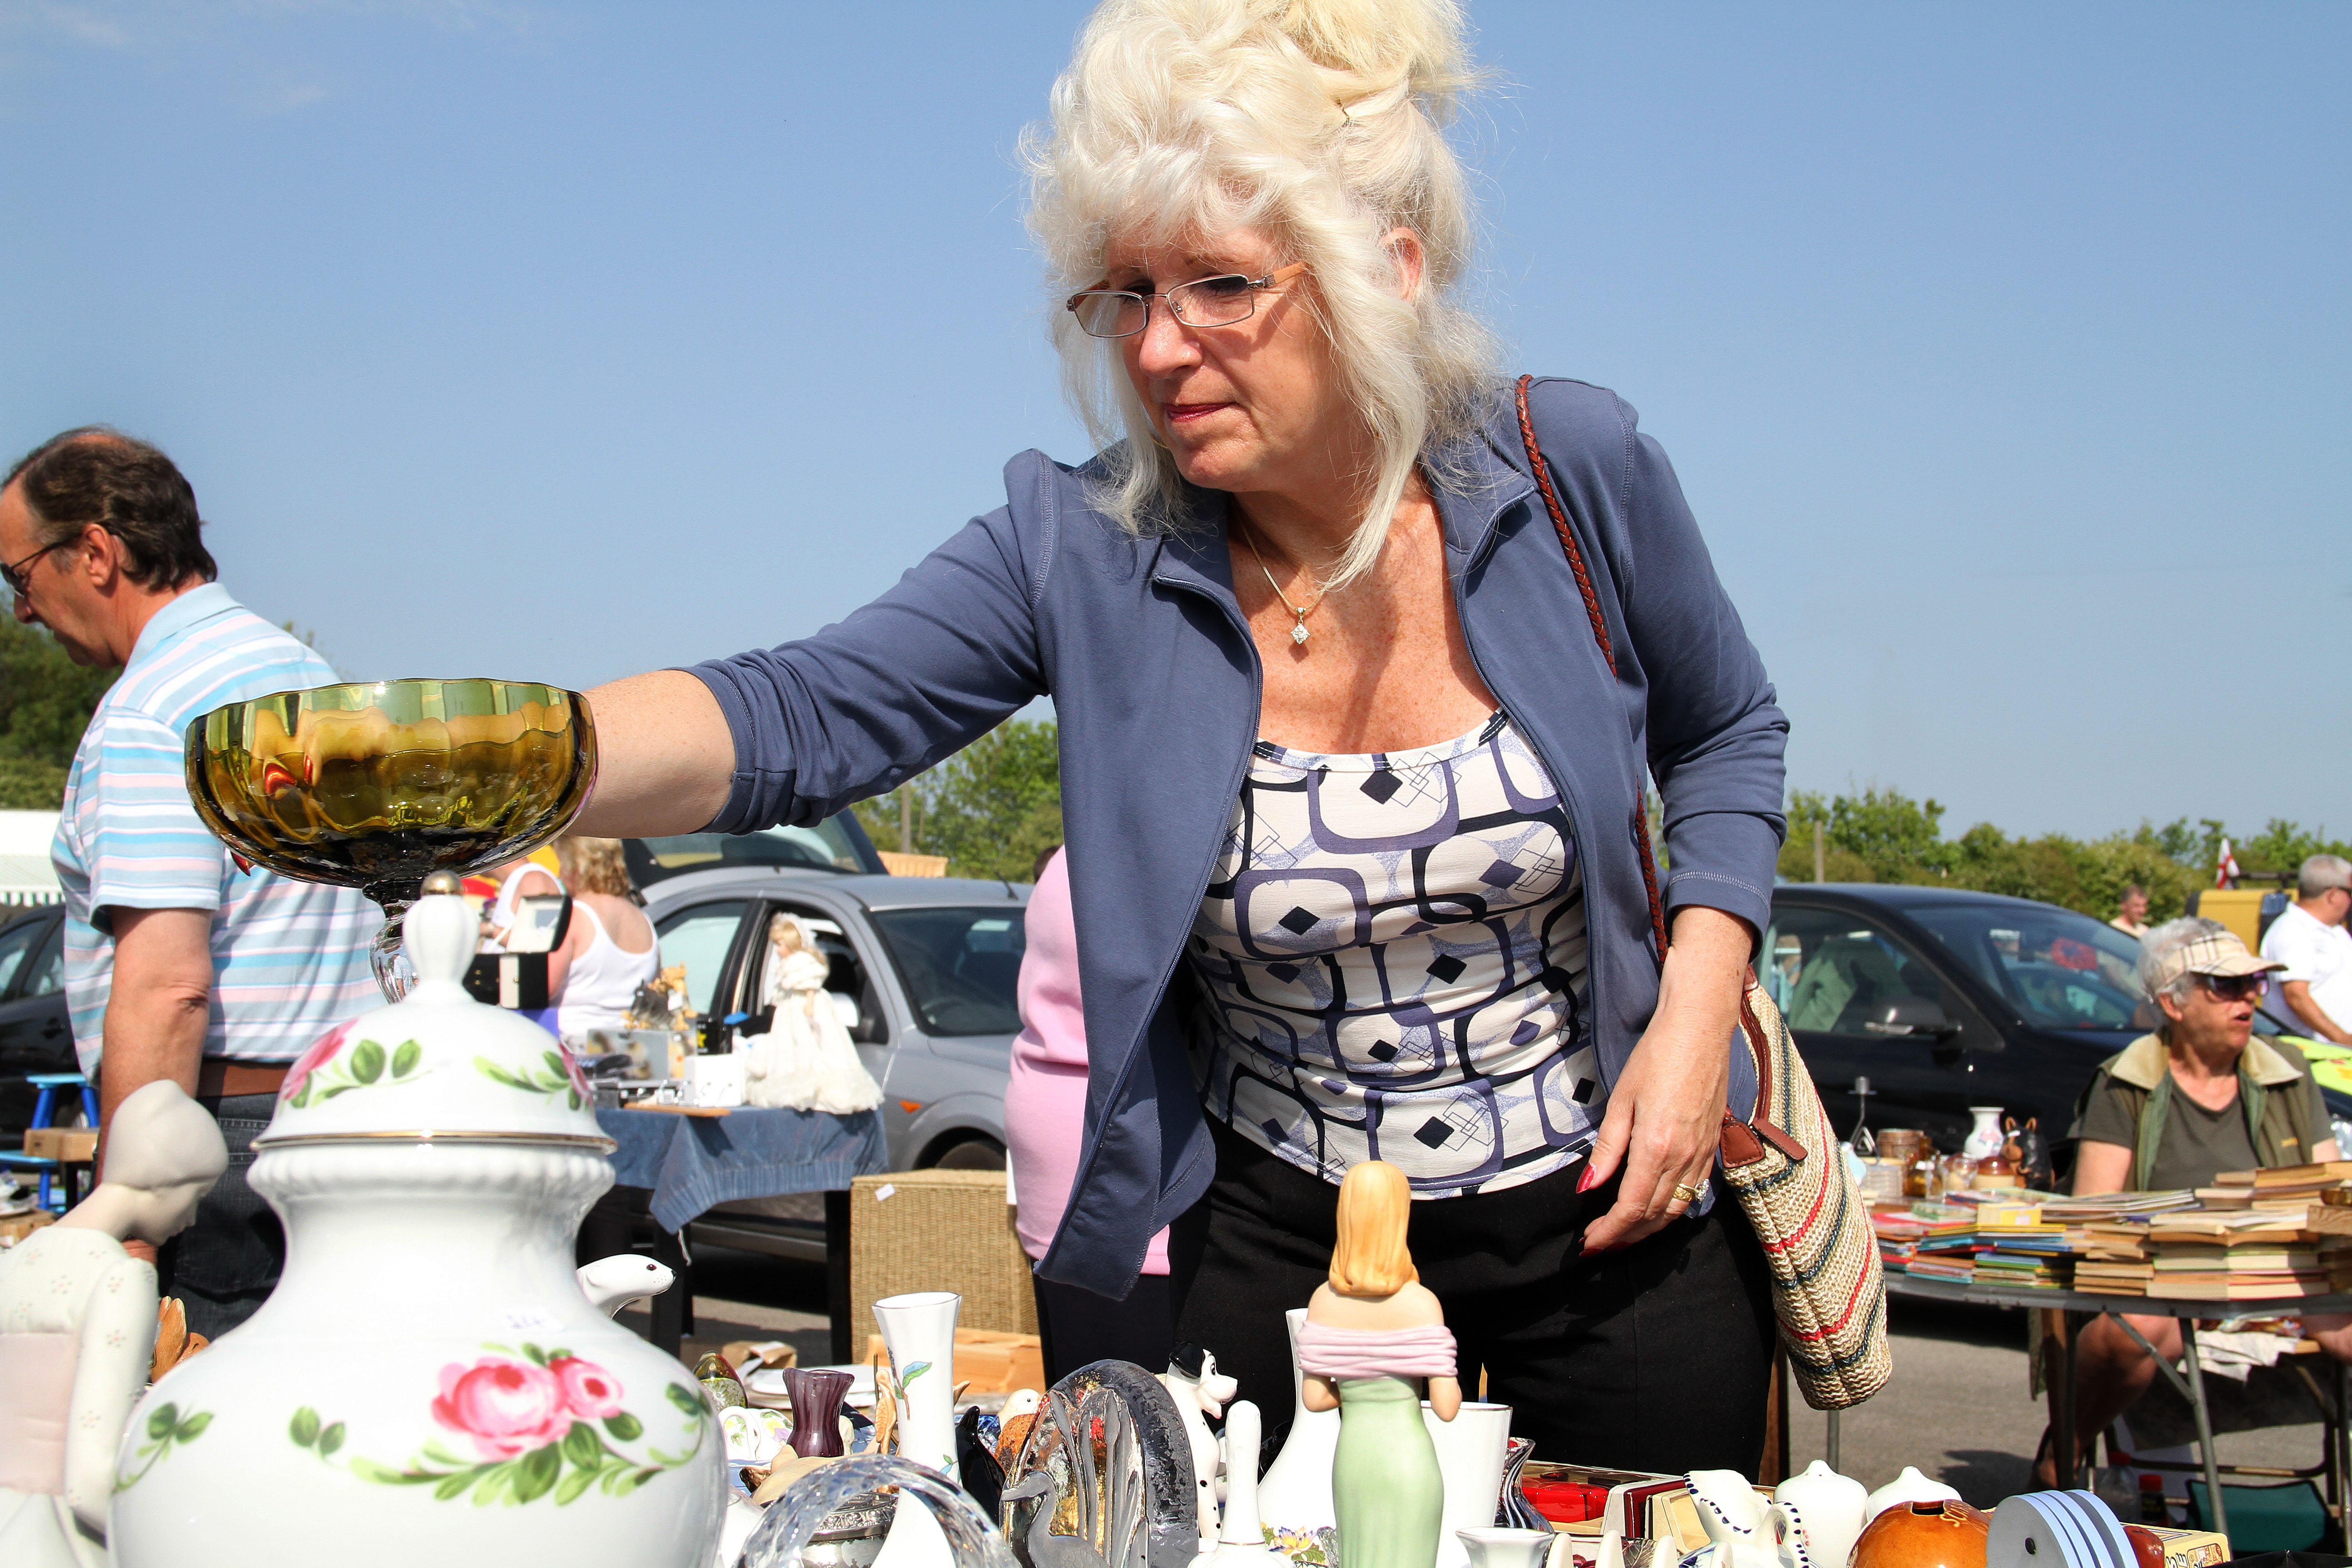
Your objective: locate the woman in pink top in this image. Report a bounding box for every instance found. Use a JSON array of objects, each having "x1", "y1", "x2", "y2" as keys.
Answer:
[{"x1": 1006, "y1": 847, "x2": 1173, "y2": 1384}]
